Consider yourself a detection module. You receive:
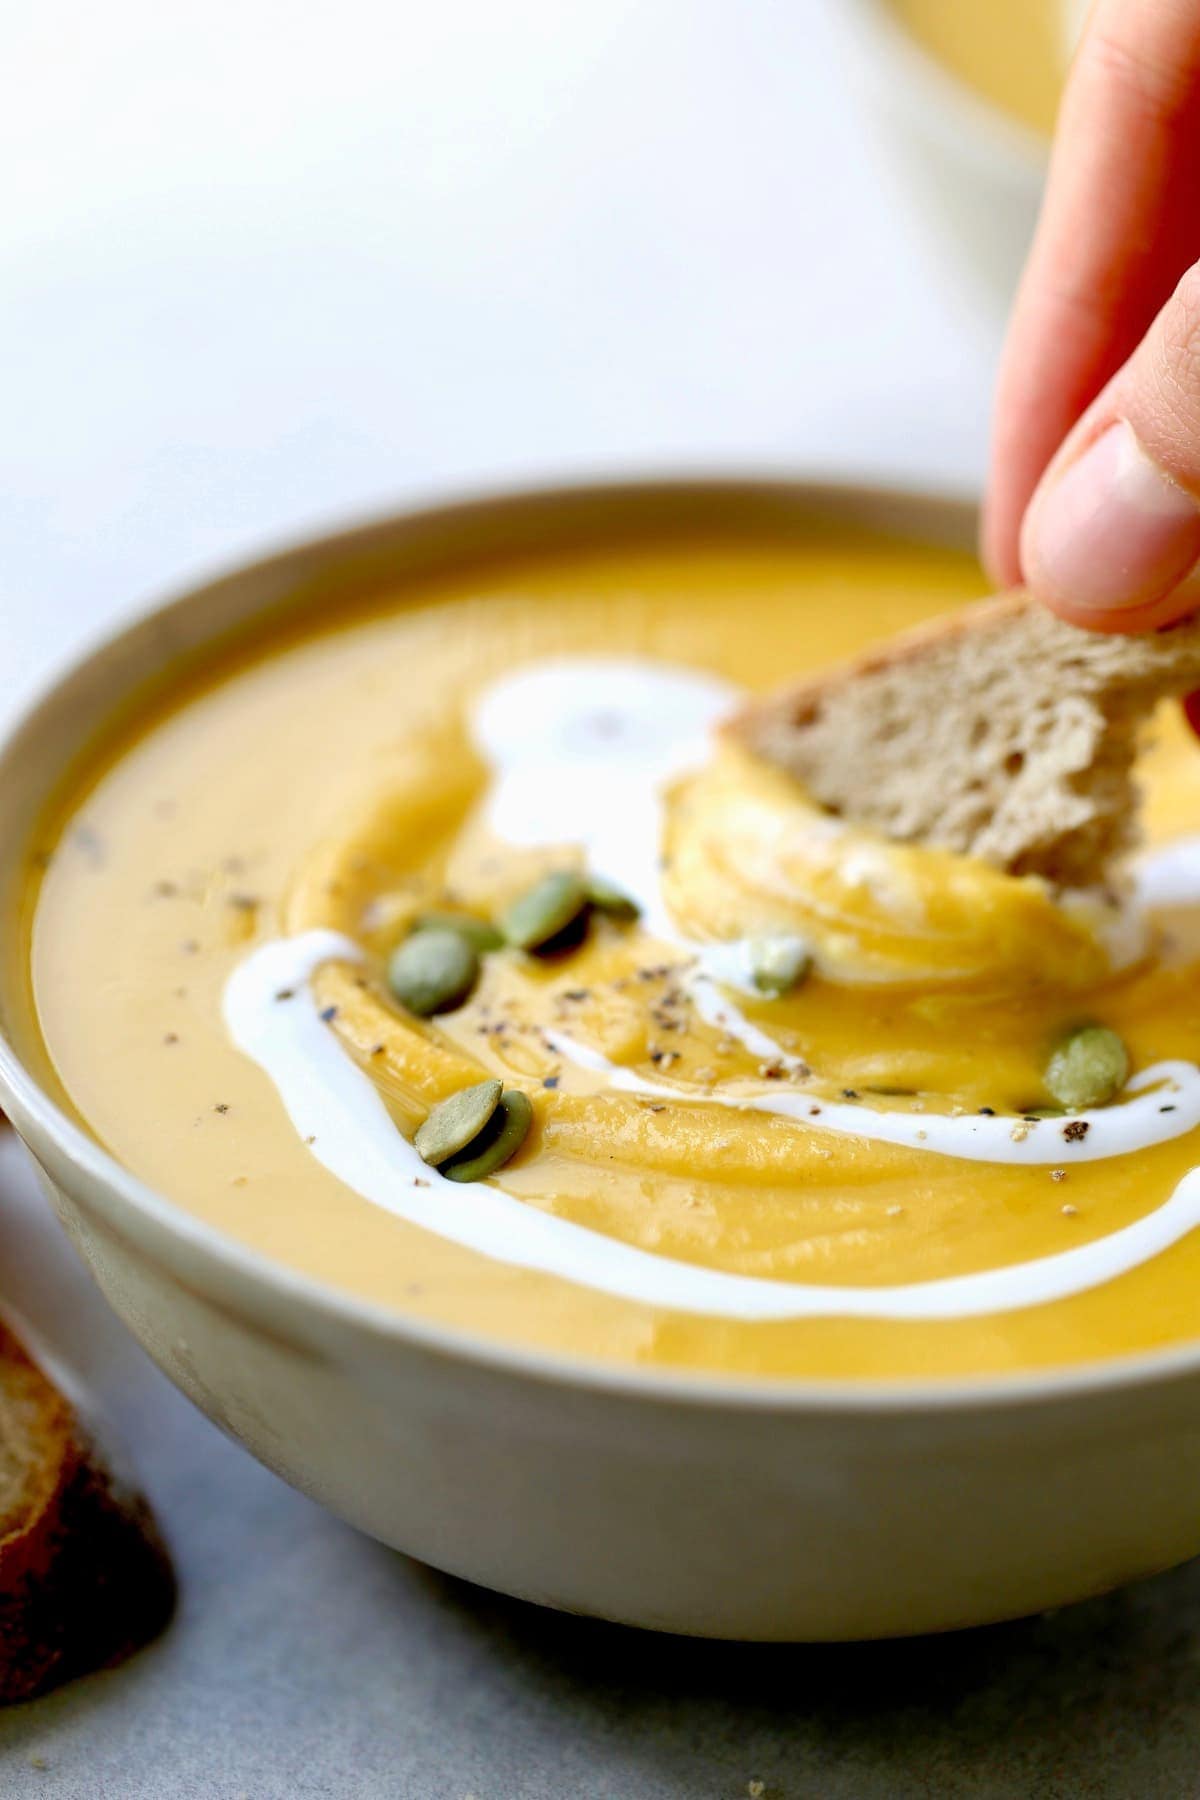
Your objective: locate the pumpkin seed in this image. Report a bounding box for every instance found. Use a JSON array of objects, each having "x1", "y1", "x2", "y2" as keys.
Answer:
[
  {"x1": 413, "y1": 909, "x2": 504, "y2": 953},
  {"x1": 414, "y1": 1078, "x2": 503, "y2": 1166},
  {"x1": 388, "y1": 927, "x2": 479, "y2": 1016},
  {"x1": 501, "y1": 872, "x2": 589, "y2": 951},
  {"x1": 1045, "y1": 1025, "x2": 1129, "y2": 1111},
  {"x1": 748, "y1": 935, "x2": 811, "y2": 998},
  {"x1": 585, "y1": 875, "x2": 641, "y2": 921},
  {"x1": 442, "y1": 1089, "x2": 534, "y2": 1182}
]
